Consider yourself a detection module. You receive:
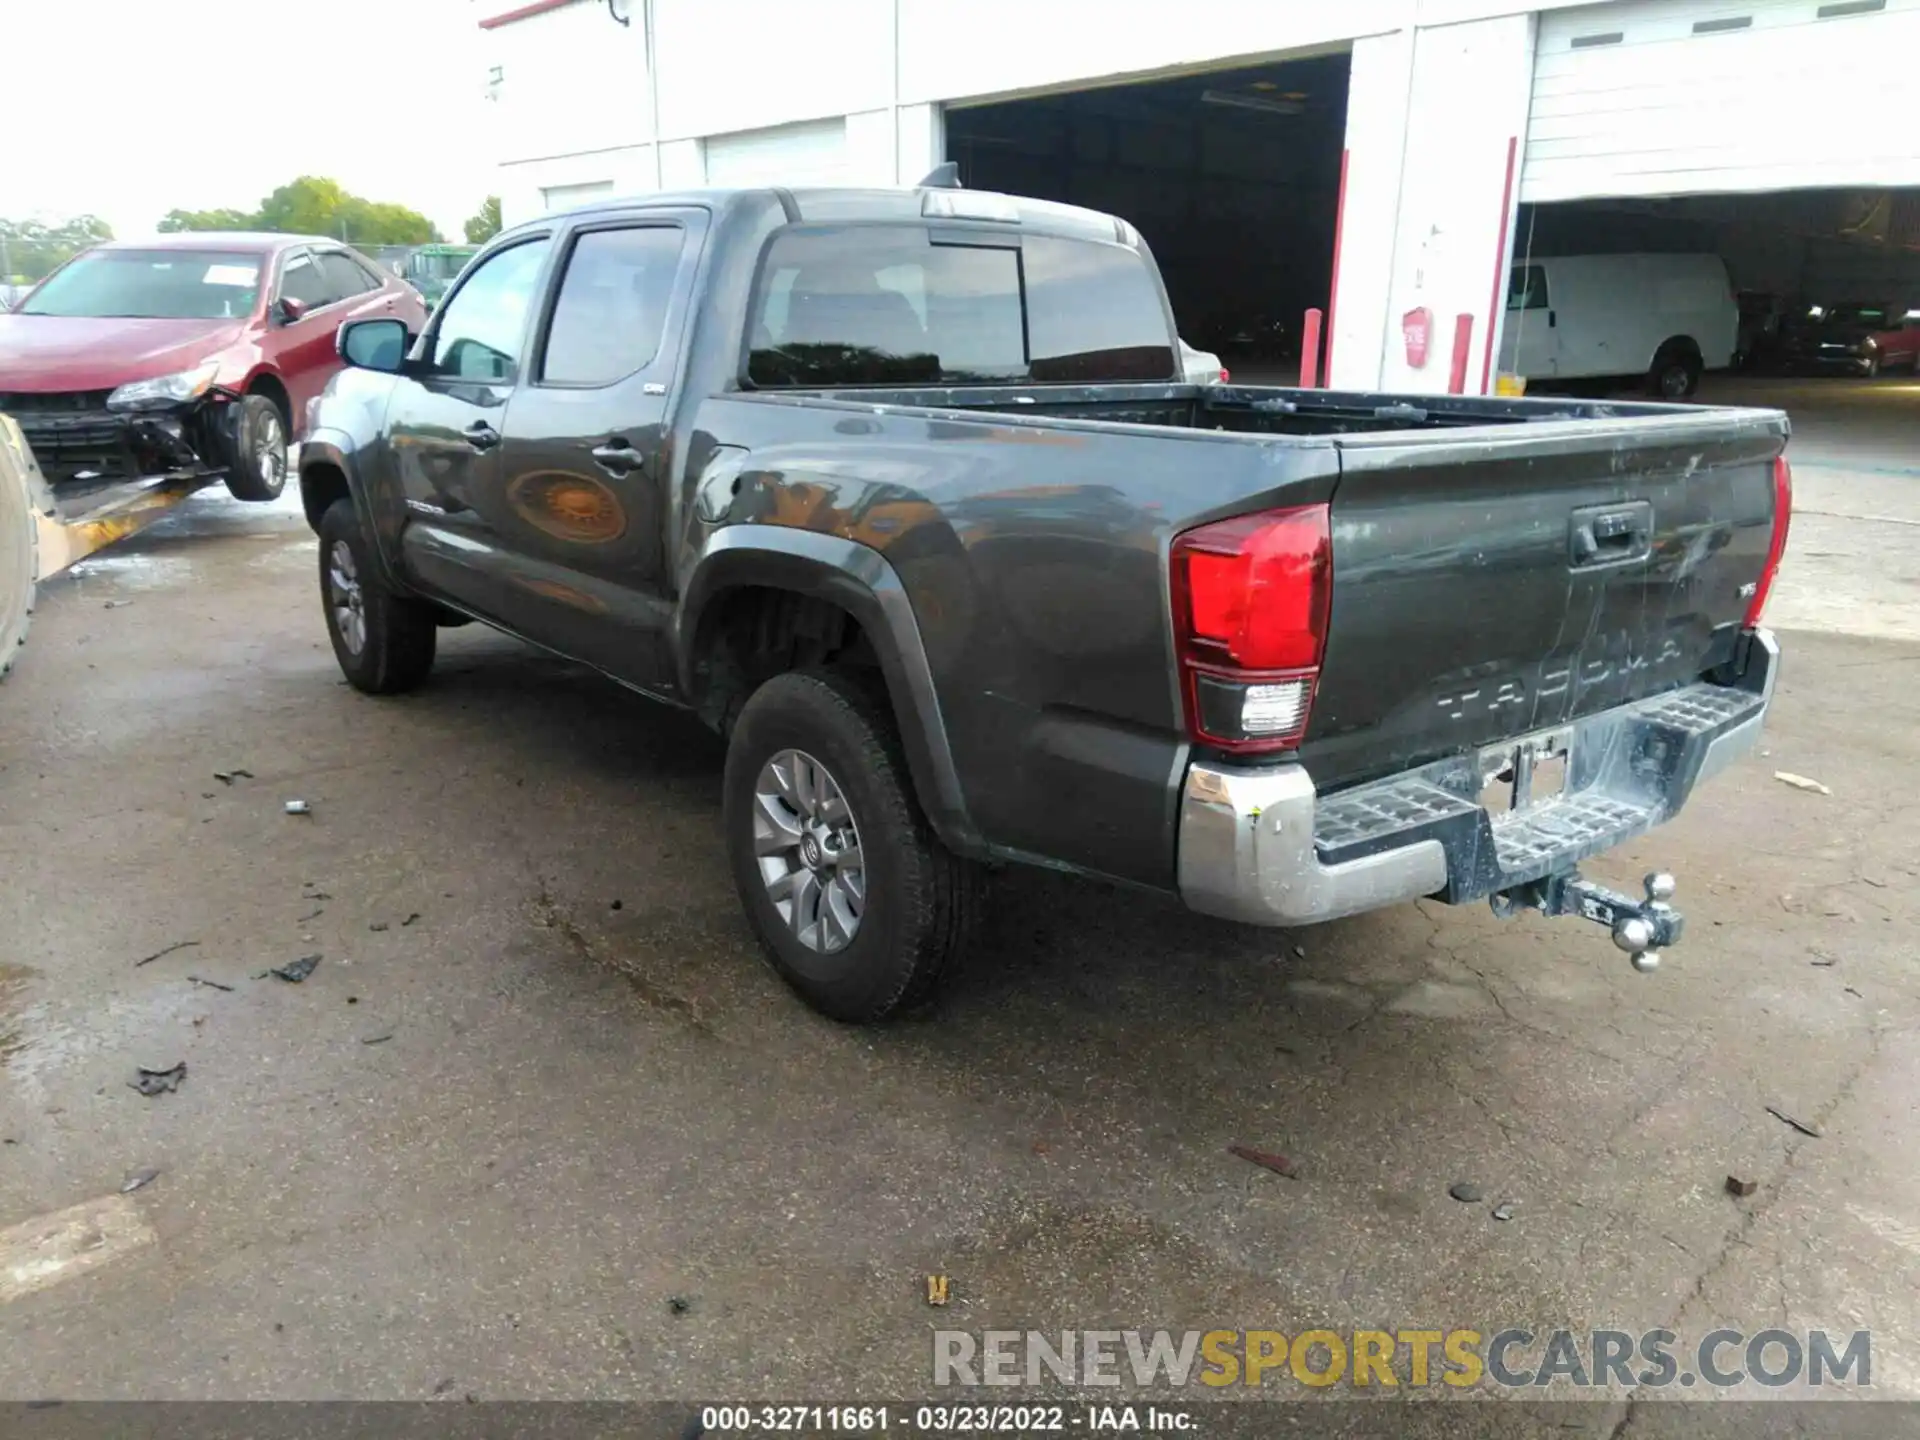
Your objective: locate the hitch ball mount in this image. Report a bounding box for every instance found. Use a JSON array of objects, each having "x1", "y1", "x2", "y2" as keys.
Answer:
[{"x1": 1491, "y1": 870, "x2": 1682, "y2": 973}]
